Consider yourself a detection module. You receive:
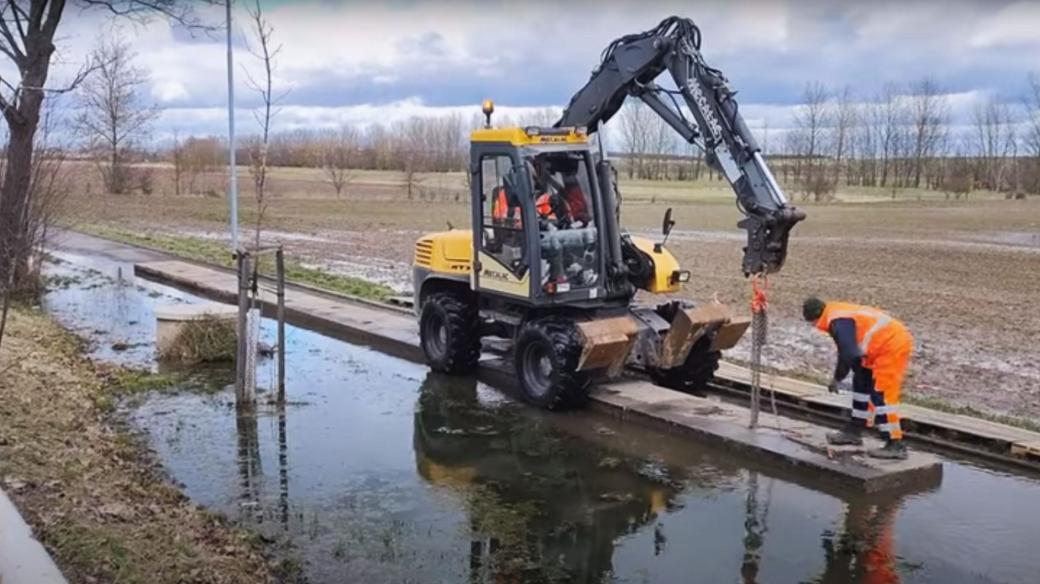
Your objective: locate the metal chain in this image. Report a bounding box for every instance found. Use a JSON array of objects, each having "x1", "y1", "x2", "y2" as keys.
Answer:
[
  {"x1": 749, "y1": 305, "x2": 765, "y2": 428},
  {"x1": 749, "y1": 274, "x2": 781, "y2": 430}
]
